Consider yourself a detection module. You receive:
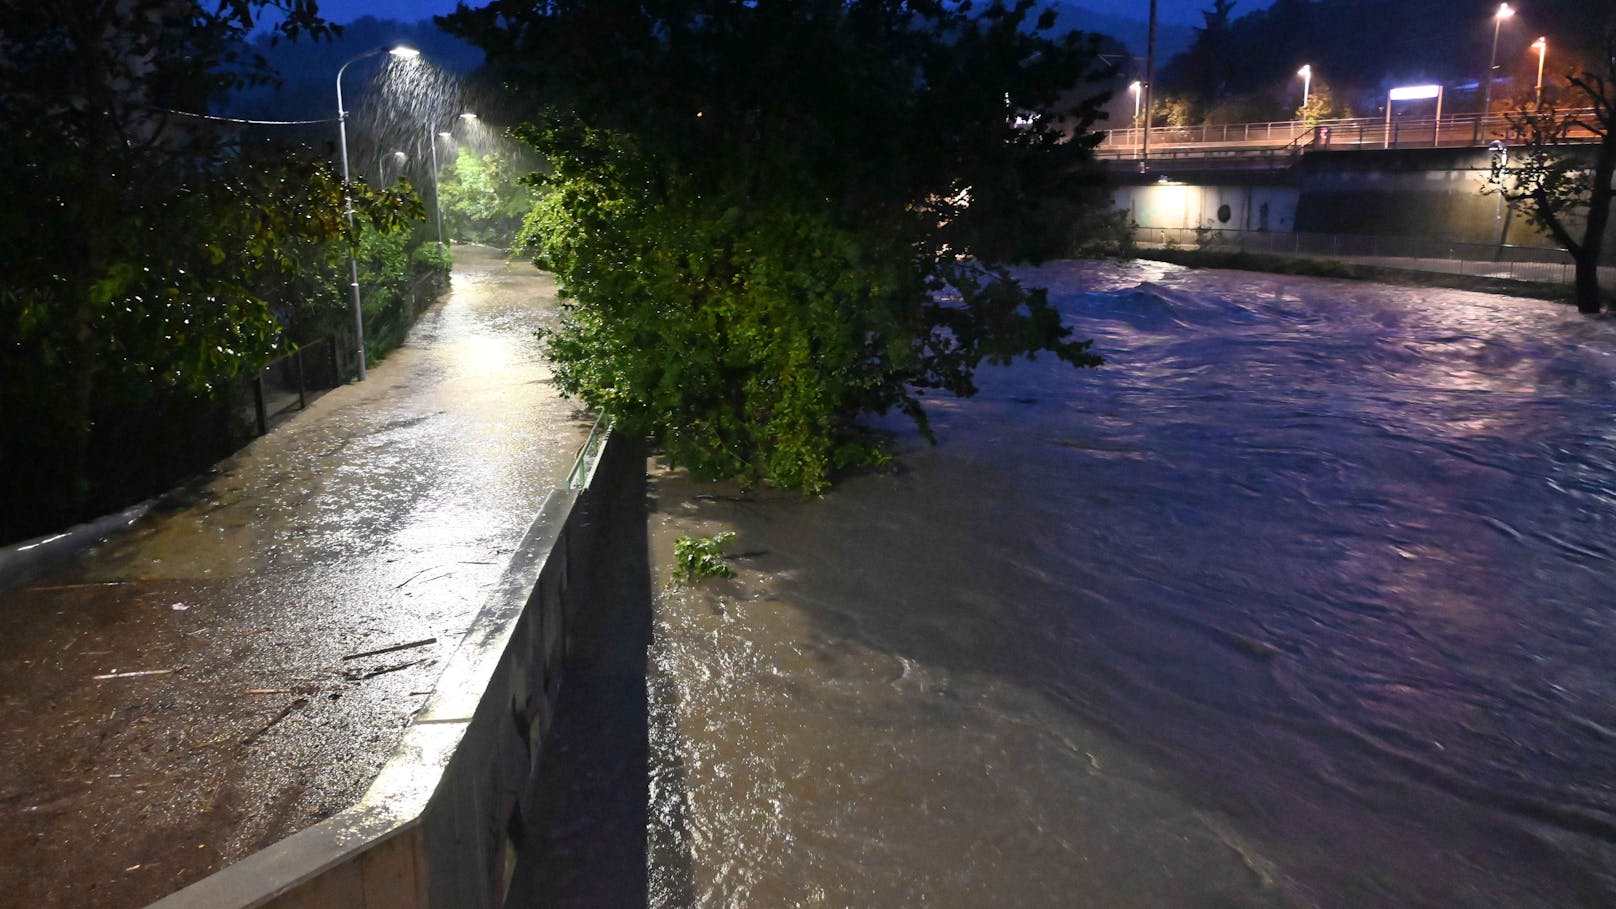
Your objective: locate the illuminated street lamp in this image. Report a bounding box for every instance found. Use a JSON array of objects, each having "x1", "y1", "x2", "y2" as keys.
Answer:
[
  {"x1": 1297, "y1": 64, "x2": 1312, "y2": 112},
  {"x1": 1483, "y1": 3, "x2": 1514, "y2": 119},
  {"x1": 336, "y1": 44, "x2": 419, "y2": 381},
  {"x1": 1129, "y1": 80, "x2": 1142, "y2": 153},
  {"x1": 429, "y1": 129, "x2": 449, "y2": 251},
  {"x1": 1532, "y1": 36, "x2": 1547, "y2": 107},
  {"x1": 377, "y1": 150, "x2": 406, "y2": 185}
]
